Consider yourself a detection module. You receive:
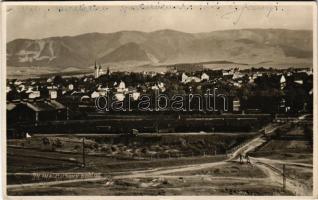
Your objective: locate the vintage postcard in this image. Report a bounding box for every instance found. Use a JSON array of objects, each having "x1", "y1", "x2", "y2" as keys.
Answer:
[{"x1": 1, "y1": 1, "x2": 317, "y2": 198}]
